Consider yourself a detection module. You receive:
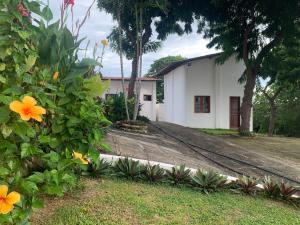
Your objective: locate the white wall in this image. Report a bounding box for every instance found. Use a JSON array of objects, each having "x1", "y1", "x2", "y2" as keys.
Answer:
[
  {"x1": 102, "y1": 80, "x2": 157, "y2": 121},
  {"x1": 160, "y1": 55, "x2": 252, "y2": 130},
  {"x1": 163, "y1": 66, "x2": 186, "y2": 125},
  {"x1": 184, "y1": 58, "x2": 216, "y2": 128},
  {"x1": 215, "y1": 56, "x2": 245, "y2": 129}
]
